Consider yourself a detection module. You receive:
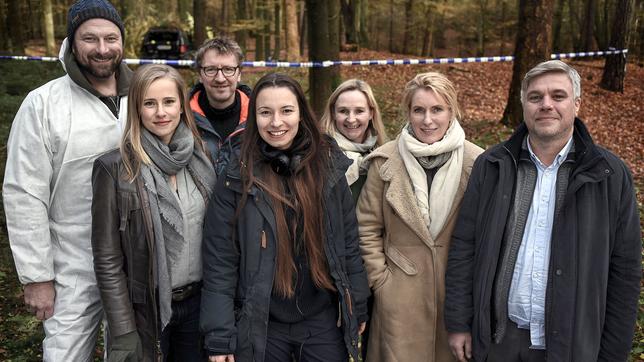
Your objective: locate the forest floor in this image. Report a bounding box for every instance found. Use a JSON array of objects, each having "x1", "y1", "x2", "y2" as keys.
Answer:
[{"x1": 0, "y1": 48, "x2": 642, "y2": 361}]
